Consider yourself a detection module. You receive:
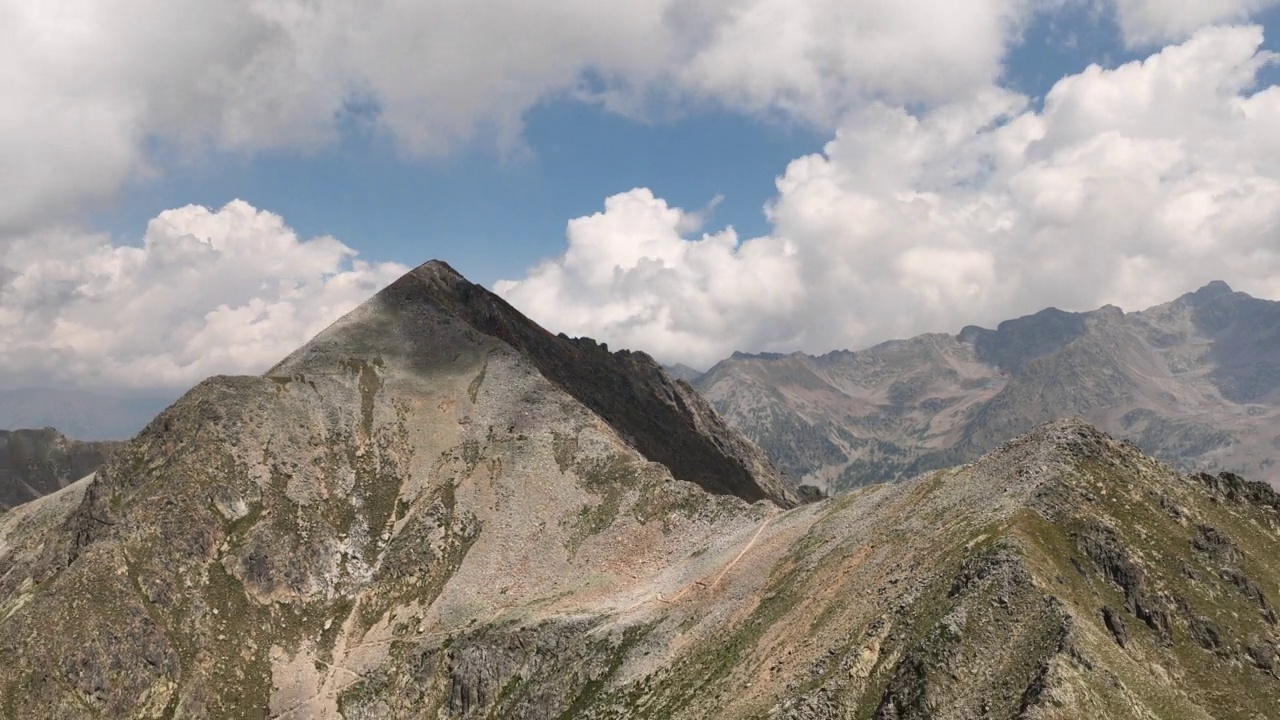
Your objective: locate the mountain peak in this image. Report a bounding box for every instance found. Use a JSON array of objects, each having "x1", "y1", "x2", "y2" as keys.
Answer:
[
  {"x1": 1194, "y1": 279, "x2": 1233, "y2": 296},
  {"x1": 378, "y1": 258, "x2": 495, "y2": 318},
  {"x1": 416, "y1": 257, "x2": 462, "y2": 275},
  {"x1": 998, "y1": 417, "x2": 1114, "y2": 459},
  {"x1": 403, "y1": 258, "x2": 470, "y2": 291},
  {"x1": 274, "y1": 259, "x2": 793, "y2": 508}
]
